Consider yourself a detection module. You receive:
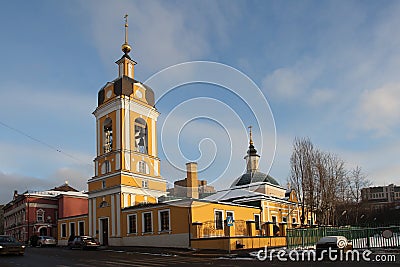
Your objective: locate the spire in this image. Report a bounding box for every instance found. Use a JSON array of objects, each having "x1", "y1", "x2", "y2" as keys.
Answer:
[
  {"x1": 249, "y1": 125, "x2": 254, "y2": 146},
  {"x1": 116, "y1": 14, "x2": 136, "y2": 79},
  {"x1": 247, "y1": 125, "x2": 258, "y2": 156},
  {"x1": 121, "y1": 14, "x2": 132, "y2": 55},
  {"x1": 245, "y1": 125, "x2": 260, "y2": 173}
]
